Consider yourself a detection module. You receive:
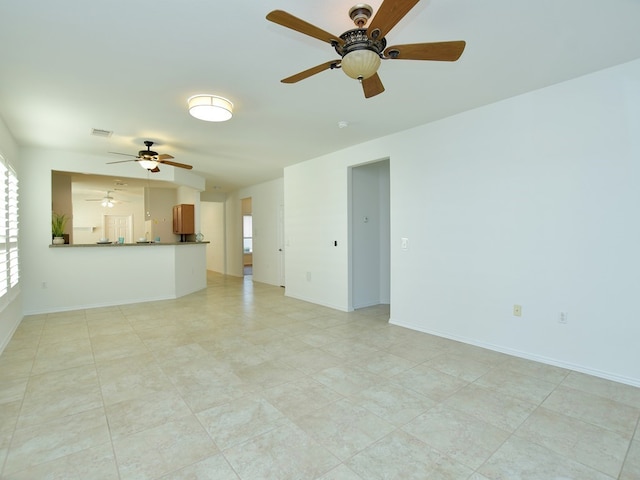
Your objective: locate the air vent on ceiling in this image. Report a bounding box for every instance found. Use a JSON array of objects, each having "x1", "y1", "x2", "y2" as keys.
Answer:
[{"x1": 91, "y1": 128, "x2": 113, "y2": 137}]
